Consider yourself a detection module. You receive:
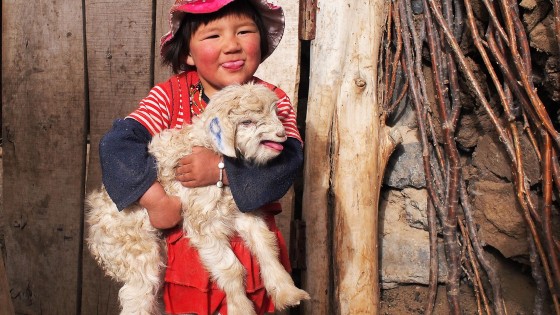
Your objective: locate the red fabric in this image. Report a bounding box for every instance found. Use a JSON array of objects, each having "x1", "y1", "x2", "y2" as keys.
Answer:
[{"x1": 163, "y1": 209, "x2": 291, "y2": 315}]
